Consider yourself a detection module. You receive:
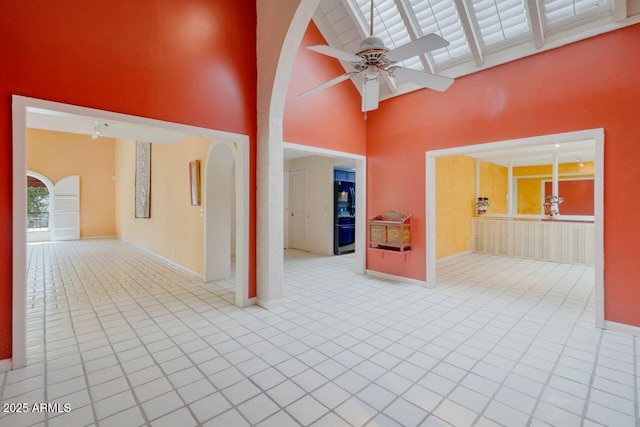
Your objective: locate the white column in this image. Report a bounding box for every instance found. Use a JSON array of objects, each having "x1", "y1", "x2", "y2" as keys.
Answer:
[
  {"x1": 475, "y1": 158, "x2": 480, "y2": 200},
  {"x1": 507, "y1": 160, "x2": 513, "y2": 215},
  {"x1": 552, "y1": 154, "x2": 559, "y2": 196}
]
